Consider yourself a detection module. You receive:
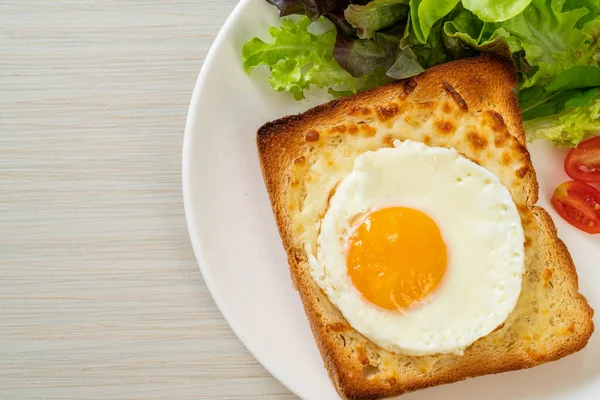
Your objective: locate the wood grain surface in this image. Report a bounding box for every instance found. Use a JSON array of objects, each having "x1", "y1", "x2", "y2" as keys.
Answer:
[{"x1": 0, "y1": 1, "x2": 296, "y2": 398}]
